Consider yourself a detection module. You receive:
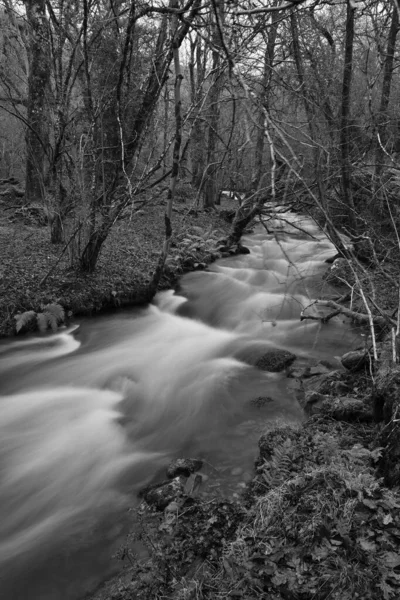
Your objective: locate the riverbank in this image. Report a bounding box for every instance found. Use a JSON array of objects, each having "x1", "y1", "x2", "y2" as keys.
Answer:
[
  {"x1": 90, "y1": 363, "x2": 400, "y2": 600},
  {"x1": 0, "y1": 195, "x2": 236, "y2": 338}
]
